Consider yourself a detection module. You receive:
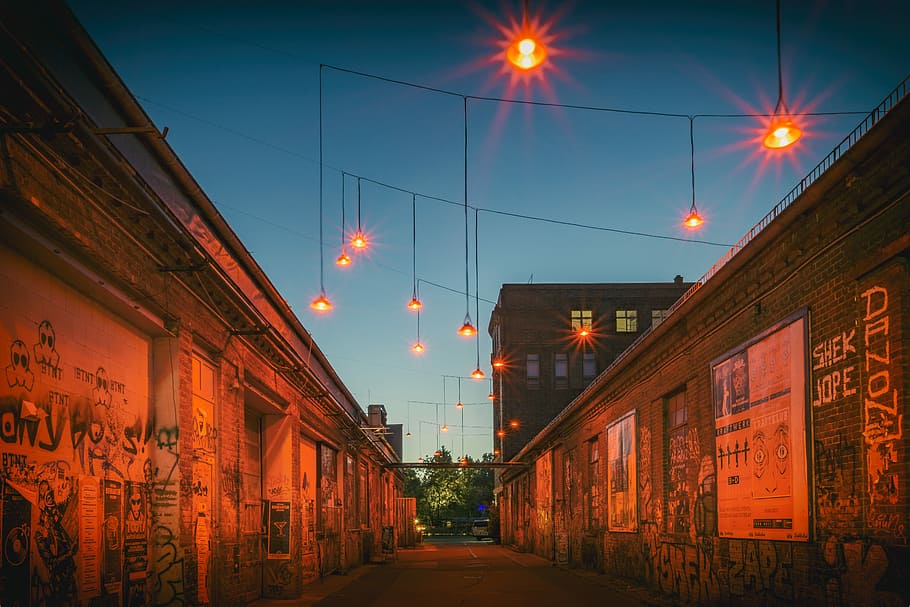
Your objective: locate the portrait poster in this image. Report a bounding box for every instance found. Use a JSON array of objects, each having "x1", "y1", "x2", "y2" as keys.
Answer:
[
  {"x1": 267, "y1": 500, "x2": 291, "y2": 559},
  {"x1": 607, "y1": 411, "x2": 637, "y2": 532},
  {"x1": 712, "y1": 312, "x2": 809, "y2": 541}
]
